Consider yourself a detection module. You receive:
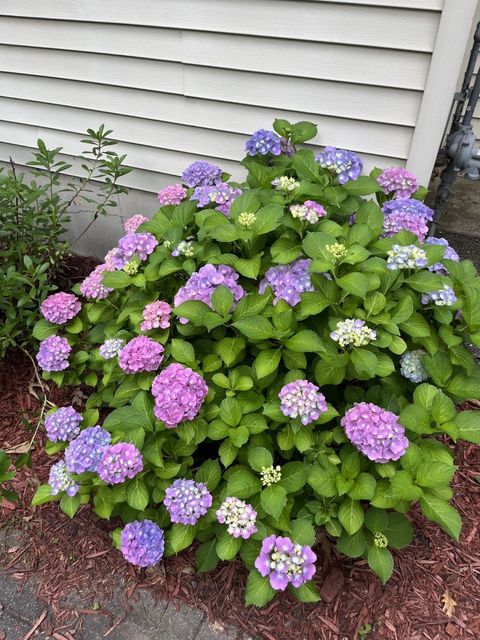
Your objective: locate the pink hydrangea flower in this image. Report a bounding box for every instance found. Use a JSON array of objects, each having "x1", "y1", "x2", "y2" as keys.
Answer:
[
  {"x1": 157, "y1": 184, "x2": 187, "y2": 206},
  {"x1": 140, "y1": 301, "x2": 171, "y2": 331},
  {"x1": 377, "y1": 167, "x2": 418, "y2": 199},
  {"x1": 80, "y1": 264, "x2": 114, "y2": 300},
  {"x1": 151, "y1": 363, "x2": 208, "y2": 427},
  {"x1": 40, "y1": 292, "x2": 81, "y2": 325},
  {"x1": 118, "y1": 336, "x2": 164, "y2": 373},
  {"x1": 123, "y1": 215, "x2": 149, "y2": 233}
]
